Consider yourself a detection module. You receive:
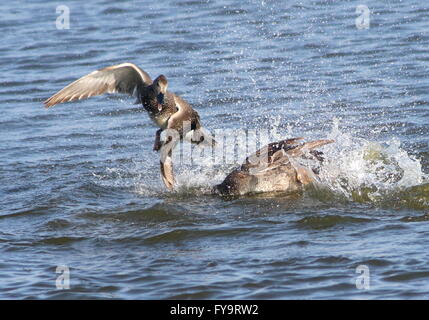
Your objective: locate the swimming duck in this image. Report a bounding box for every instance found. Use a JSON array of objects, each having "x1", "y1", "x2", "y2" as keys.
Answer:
[
  {"x1": 44, "y1": 63, "x2": 215, "y2": 151},
  {"x1": 213, "y1": 137, "x2": 334, "y2": 196}
]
